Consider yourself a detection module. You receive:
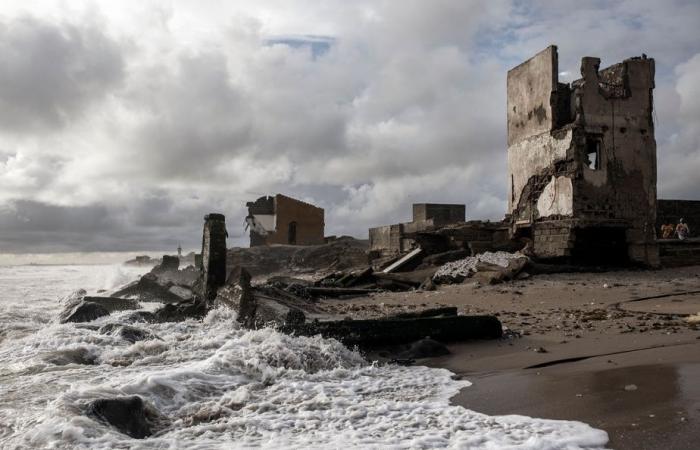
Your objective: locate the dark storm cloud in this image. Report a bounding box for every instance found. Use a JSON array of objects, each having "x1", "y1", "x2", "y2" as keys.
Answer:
[
  {"x1": 125, "y1": 51, "x2": 253, "y2": 179},
  {"x1": 0, "y1": 15, "x2": 125, "y2": 132},
  {"x1": 0, "y1": 1, "x2": 698, "y2": 255},
  {"x1": 0, "y1": 199, "x2": 213, "y2": 253}
]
